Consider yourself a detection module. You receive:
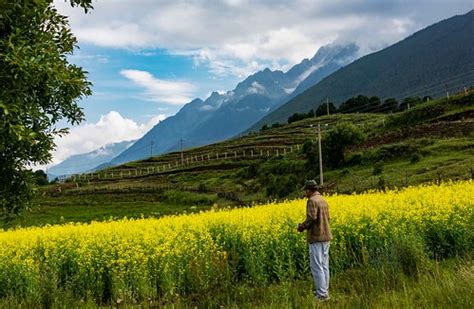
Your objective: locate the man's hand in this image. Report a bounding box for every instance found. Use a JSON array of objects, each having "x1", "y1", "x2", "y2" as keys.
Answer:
[{"x1": 297, "y1": 223, "x2": 305, "y2": 232}]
